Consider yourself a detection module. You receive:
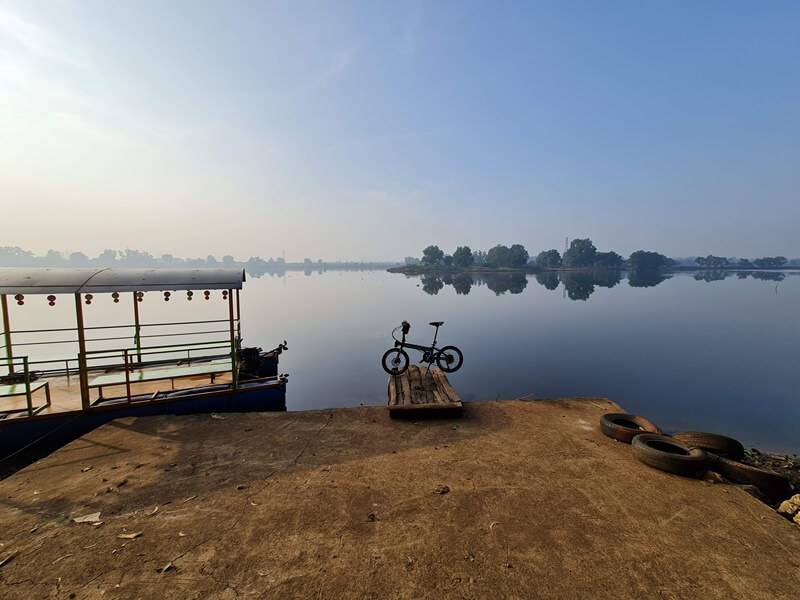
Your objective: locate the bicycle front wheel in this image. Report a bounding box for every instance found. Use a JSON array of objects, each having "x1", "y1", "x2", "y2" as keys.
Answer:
[
  {"x1": 382, "y1": 348, "x2": 410, "y2": 375},
  {"x1": 436, "y1": 346, "x2": 463, "y2": 373}
]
